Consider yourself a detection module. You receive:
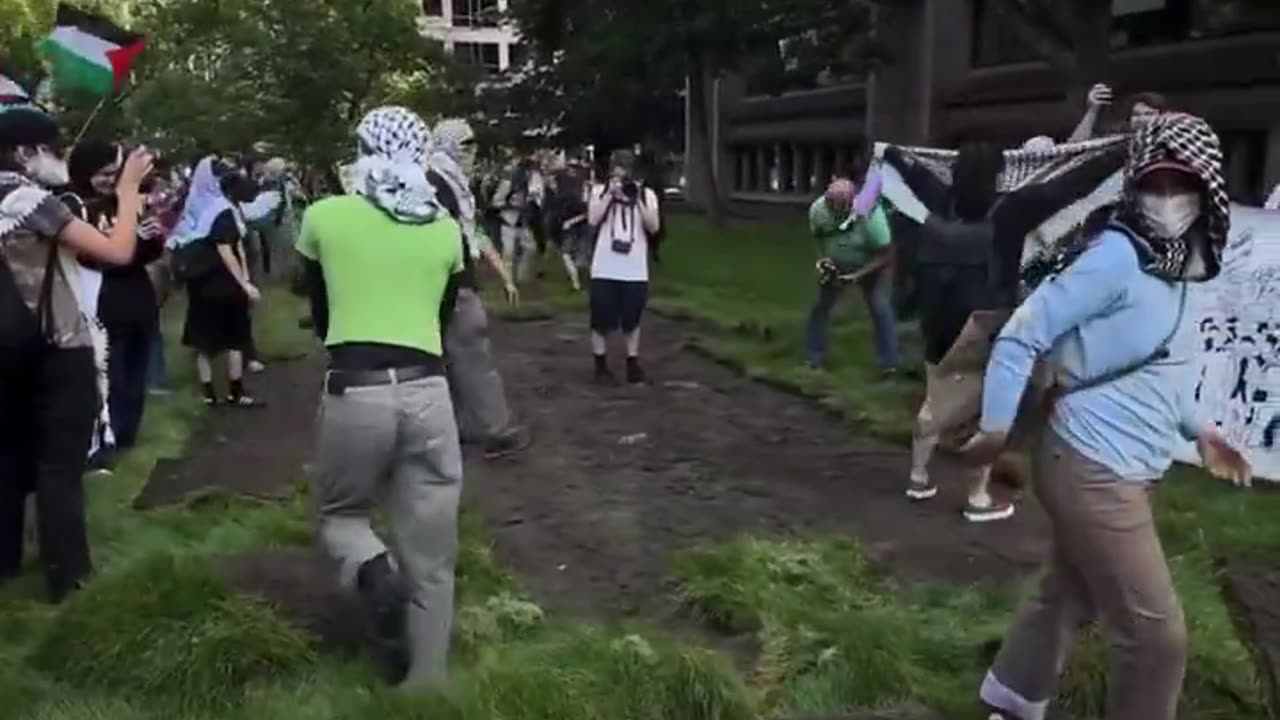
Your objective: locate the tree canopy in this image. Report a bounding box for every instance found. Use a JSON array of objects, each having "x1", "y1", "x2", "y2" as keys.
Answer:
[{"x1": 4, "y1": 0, "x2": 462, "y2": 169}]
